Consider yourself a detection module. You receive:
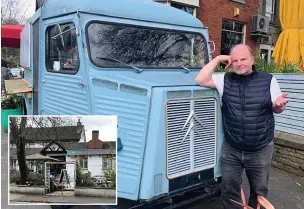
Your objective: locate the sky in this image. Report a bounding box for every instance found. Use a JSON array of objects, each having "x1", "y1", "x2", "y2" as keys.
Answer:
[
  {"x1": 19, "y1": 0, "x2": 35, "y2": 19},
  {"x1": 78, "y1": 116, "x2": 117, "y2": 142}
]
